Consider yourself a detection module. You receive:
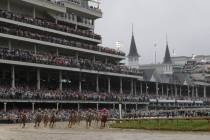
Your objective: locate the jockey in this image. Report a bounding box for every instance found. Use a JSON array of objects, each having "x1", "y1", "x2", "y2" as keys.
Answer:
[{"x1": 101, "y1": 108, "x2": 109, "y2": 117}]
